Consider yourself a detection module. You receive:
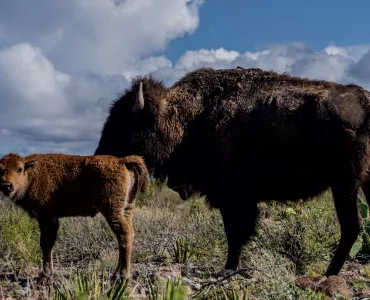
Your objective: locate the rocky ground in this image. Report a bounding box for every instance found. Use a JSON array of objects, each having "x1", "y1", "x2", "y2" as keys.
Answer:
[{"x1": 1, "y1": 261, "x2": 370, "y2": 299}]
